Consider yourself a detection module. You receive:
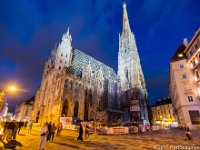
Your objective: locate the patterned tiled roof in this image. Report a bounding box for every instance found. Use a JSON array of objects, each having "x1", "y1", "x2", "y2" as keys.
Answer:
[{"x1": 68, "y1": 48, "x2": 117, "y2": 80}]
